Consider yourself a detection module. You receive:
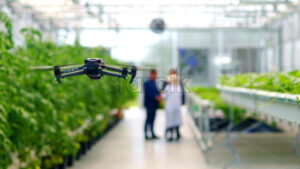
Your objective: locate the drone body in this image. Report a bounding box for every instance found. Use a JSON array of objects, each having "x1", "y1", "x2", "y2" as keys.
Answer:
[
  {"x1": 32, "y1": 58, "x2": 138, "y2": 83},
  {"x1": 85, "y1": 58, "x2": 104, "y2": 79}
]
